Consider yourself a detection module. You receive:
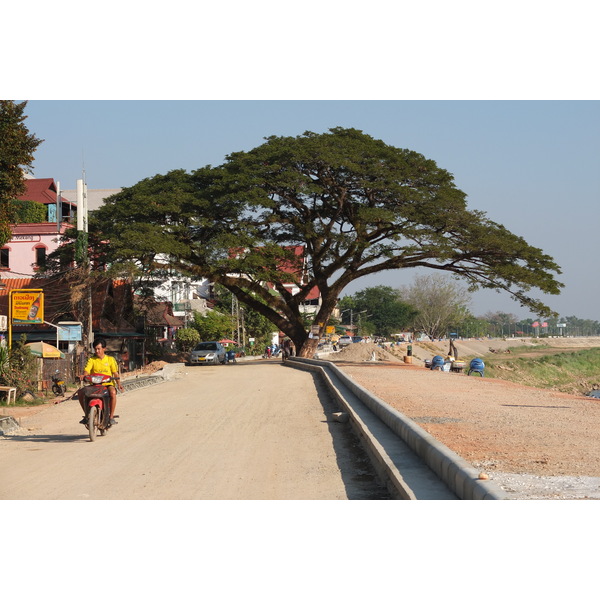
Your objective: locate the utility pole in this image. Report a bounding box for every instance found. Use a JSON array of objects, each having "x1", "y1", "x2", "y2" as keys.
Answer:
[
  {"x1": 231, "y1": 294, "x2": 237, "y2": 341},
  {"x1": 76, "y1": 174, "x2": 92, "y2": 351},
  {"x1": 56, "y1": 180, "x2": 61, "y2": 233},
  {"x1": 240, "y1": 306, "x2": 246, "y2": 348}
]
